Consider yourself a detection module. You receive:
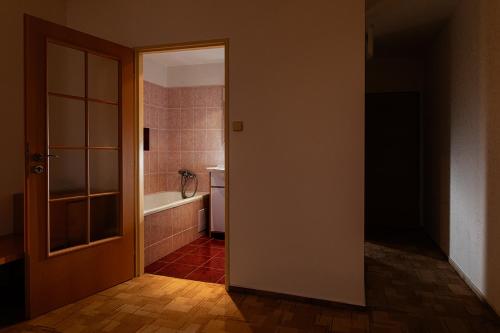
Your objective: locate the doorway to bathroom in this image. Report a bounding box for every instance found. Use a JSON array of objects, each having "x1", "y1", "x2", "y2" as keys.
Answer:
[{"x1": 136, "y1": 42, "x2": 228, "y2": 286}]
